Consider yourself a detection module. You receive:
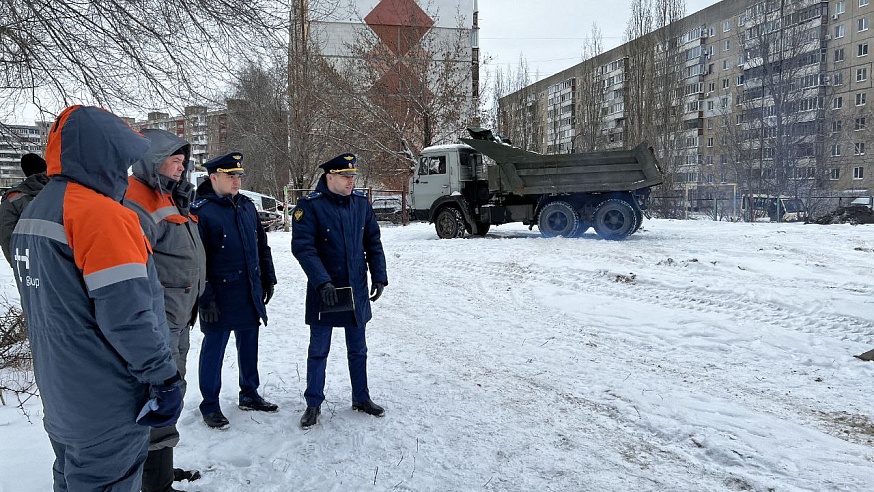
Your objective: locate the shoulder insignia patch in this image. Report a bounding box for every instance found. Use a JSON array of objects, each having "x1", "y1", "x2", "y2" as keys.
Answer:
[
  {"x1": 191, "y1": 198, "x2": 208, "y2": 210},
  {"x1": 352, "y1": 190, "x2": 368, "y2": 198},
  {"x1": 303, "y1": 192, "x2": 322, "y2": 200},
  {"x1": 293, "y1": 208, "x2": 305, "y2": 222}
]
